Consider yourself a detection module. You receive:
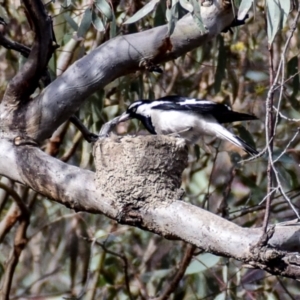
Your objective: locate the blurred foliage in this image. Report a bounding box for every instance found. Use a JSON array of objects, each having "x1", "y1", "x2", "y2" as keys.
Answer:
[{"x1": 0, "y1": 0, "x2": 300, "y2": 299}]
